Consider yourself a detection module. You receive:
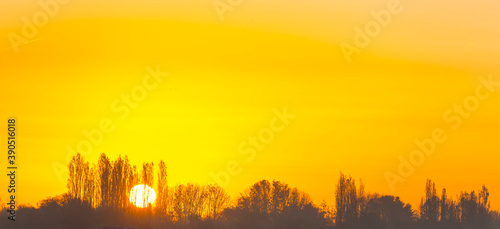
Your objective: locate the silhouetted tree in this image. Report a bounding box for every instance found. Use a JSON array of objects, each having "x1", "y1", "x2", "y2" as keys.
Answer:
[
  {"x1": 83, "y1": 163, "x2": 97, "y2": 208},
  {"x1": 248, "y1": 180, "x2": 272, "y2": 216},
  {"x1": 358, "y1": 179, "x2": 367, "y2": 218},
  {"x1": 320, "y1": 199, "x2": 335, "y2": 227},
  {"x1": 141, "y1": 162, "x2": 154, "y2": 208},
  {"x1": 156, "y1": 160, "x2": 168, "y2": 217},
  {"x1": 110, "y1": 155, "x2": 129, "y2": 209},
  {"x1": 127, "y1": 164, "x2": 140, "y2": 209},
  {"x1": 360, "y1": 195, "x2": 413, "y2": 229},
  {"x1": 171, "y1": 183, "x2": 206, "y2": 223},
  {"x1": 439, "y1": 187, "x2": 460, "y2": 225},
  {"x1": 228, "y1": 180, "x2": 326, "y2": 229},
  {"x1": 335, "y1": 172, "x2": 358, "y2": 226},
  {"x1": 440, "y1": 188, "x2": 448, "y2": 222},
  {"x1": 479, "y1": 185, "x2": 491, "y2": 218},
  {"x1": 98, "y1": 153, "x2": 112, "y2": 207},
  {"x1": 448, "y1": 199, "x2": 460, "y2": 223},
  {"x1": 460, "y1": 190, "x2": 479, "y2": 223},
  {"x1": 420, "y1": 179, "x2": 440, "y2": 222},
  {"x1": 271, "y1": 180, "x2": 290, "y2": 216},
  {"x1": 205, "y1": 184, "x2": 230, "y2": 220},
  {"x1": 235, "y1": 180, "x2": 313, "y2": 216},
  {"x1": 458, "y1": 186, "x2": 492, "y2": 226},
  {"x1": 67, "y1": 153, "x2": 89, "y2": 202}
]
